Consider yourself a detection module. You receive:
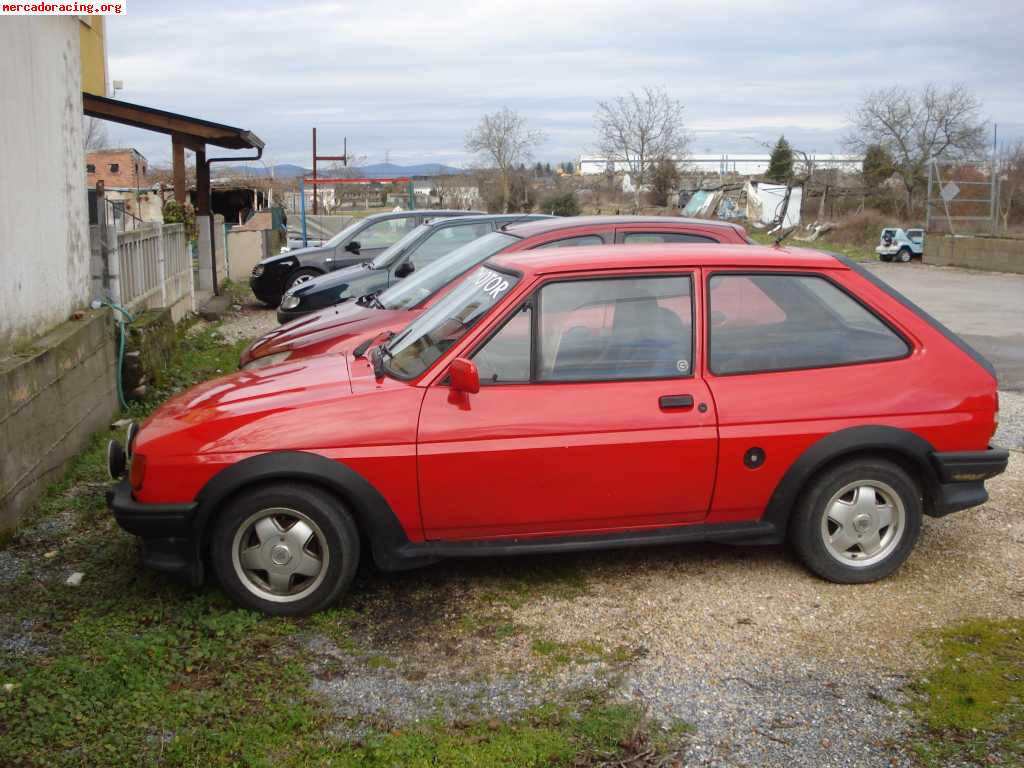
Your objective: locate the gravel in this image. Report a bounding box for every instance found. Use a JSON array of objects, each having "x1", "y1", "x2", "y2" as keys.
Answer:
[
  {"x1": 996, "y1": 389, "x2": 1024, "y2": 450},
  {"x1": 217, "y1": 300, "x2": 278, "y2": 343},
  {"x1": 300, "y1": 452, "x2": 1023, "y2": 764}
]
